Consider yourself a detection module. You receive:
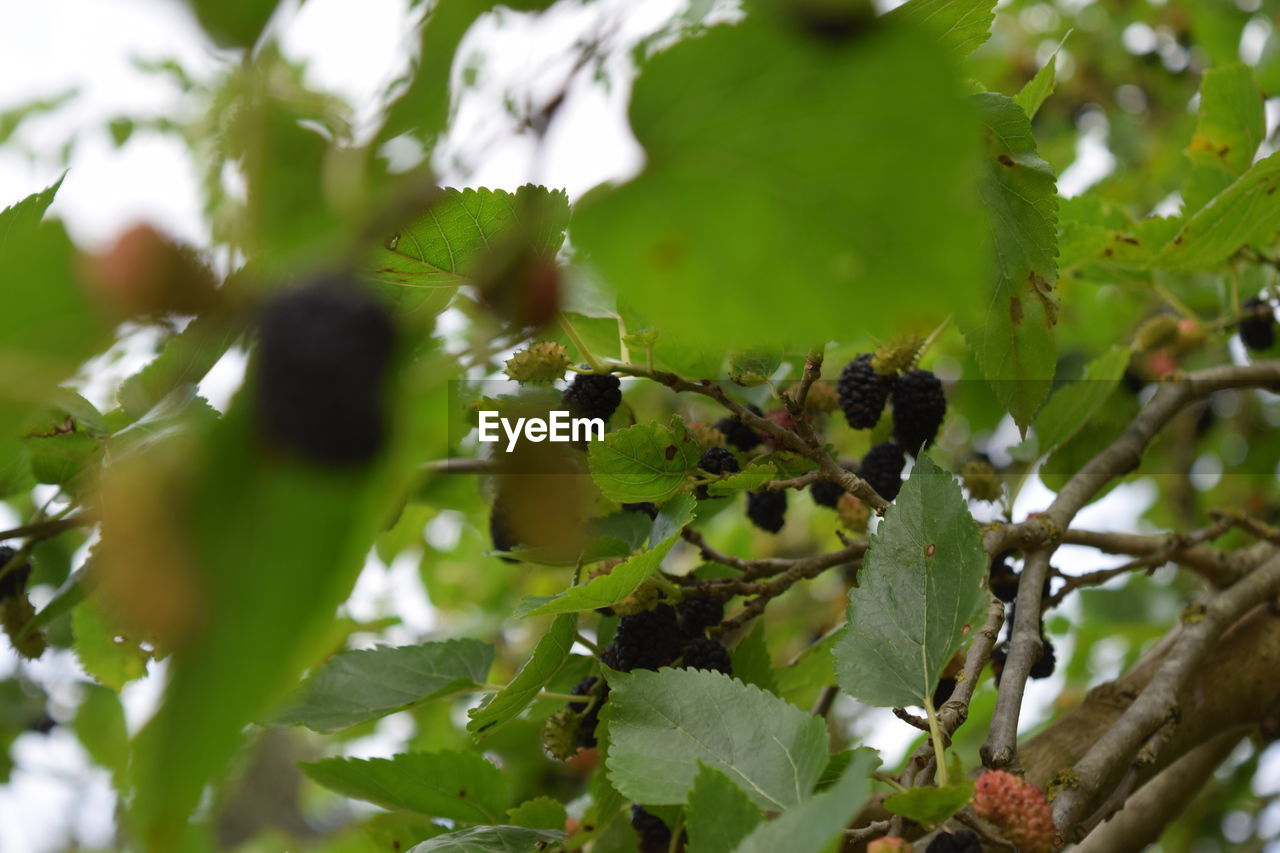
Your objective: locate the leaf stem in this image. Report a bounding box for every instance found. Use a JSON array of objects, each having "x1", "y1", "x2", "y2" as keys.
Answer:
[
  {"x1": 559, "y1": 311, "x2": 602, "y2": 372},
  {"x1": 648, "y1": 573, "x2": 684, "y2": 601},
  {"x1": 924, "y1": 695, "x2": 949, "y2": 787}
]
